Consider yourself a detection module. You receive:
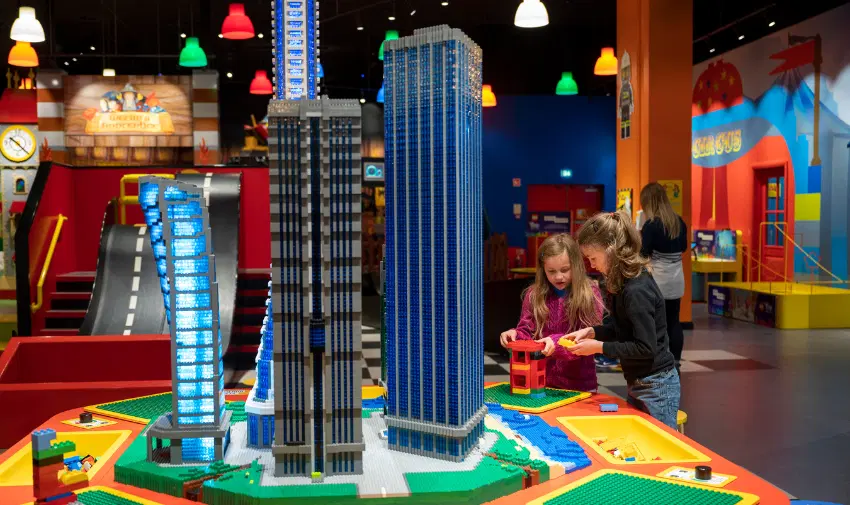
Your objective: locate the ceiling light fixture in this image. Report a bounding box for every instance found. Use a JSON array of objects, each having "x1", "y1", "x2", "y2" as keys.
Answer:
[
  {"x1": 357, "y1": 26, "x2": 364, "y2": 31},
  {"x1": 411, "y1": 10, "x2": 416, "y2": 15},
  {"x1": 258, "y1": 33, "x2": 264, "y2": 38},
  {"x1": 226, "y1": 72, "x2": 233, "y2": 78},
  {"x1": 10, "y1": 7, "x2": 46, "y2": 43},
  {"x1": 441, "y1": 1, "x2": 449, "y2": 6},
  {"x1": 378, "y1": 30, "x2": 399, "y2": 61},
  {"x1": 178, "y1": 37, "x2": 208, "y2": 67},
  {"x1": 359, "y1": 98, "x2": 366, "y2": 104},
  {"x1": 90, "y1": 46, "x2": 96, "y2": 51},
  {"x1": 103, "y1": 68, "x2": 116, "y2": 77},
  {"x1": 514, "y1": 0, "x2": 549, "y2": 28},
  {"x1": 218, "y1": 33, "x2": 224, "y2": 38},
  {"x1": 388, "y1": 15, "x2": 396, "y2": 21},
  {"x1": 482, "y1": 85, "x2": 497, "y2": 107},
  {"x1": 249, "y1": 70, "x2": 274, "y2": 94},
  {"x1": 8, "y1": 41, "x2": 39, "y2": 67},
  {"x1": 181, "y1": 33, "x2": 187, "y2": 38},
  {"x1": 222, "y1": 3, "x2": 256, "y2": 39},
  {"x1": 738, "y1": 35, "x2": 745, "y2": 40},
  {"x1": 768, "y1": 21, "x2": 775, "y2": 27},
  {"x1": 593, "y1": 47, "x2": 618, "y2": 76},
  {"x1": 555, "y1": 72, "x2": 578, "y2": 95},
  {"x1": 709, "y1": 48, "x2": 716, "y2": 53}
]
